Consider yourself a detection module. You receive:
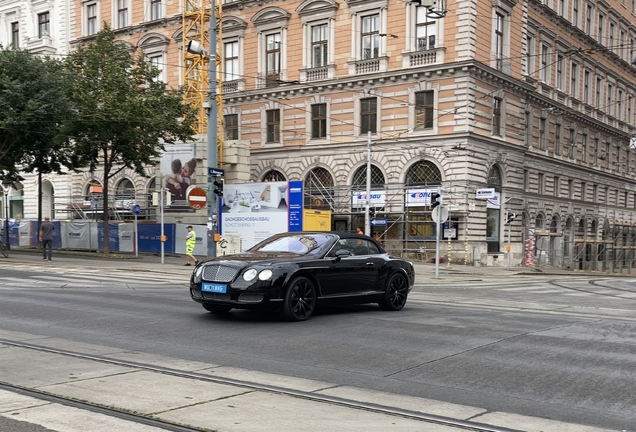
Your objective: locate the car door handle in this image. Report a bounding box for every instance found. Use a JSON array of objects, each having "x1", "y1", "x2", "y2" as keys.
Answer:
[{"x1": 366, "y1": 262, "x2": 375, "y2": 266}]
